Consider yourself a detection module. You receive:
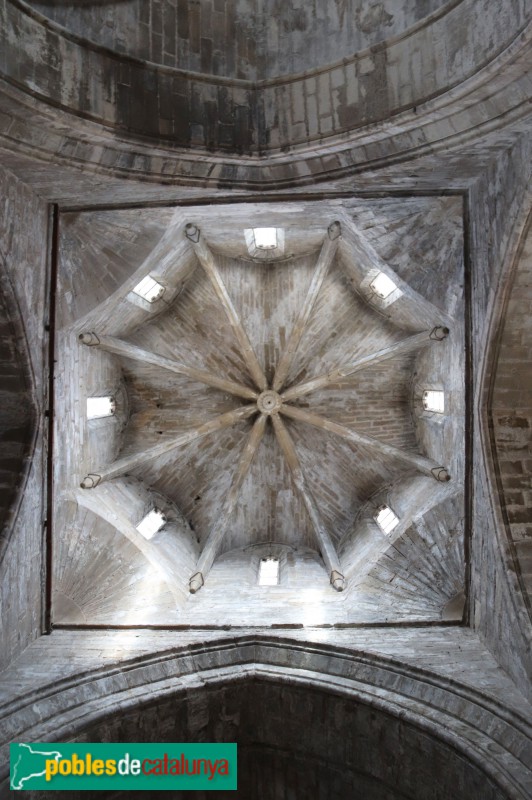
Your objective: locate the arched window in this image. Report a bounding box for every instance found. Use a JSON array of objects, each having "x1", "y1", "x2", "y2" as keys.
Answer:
[
  {"x1": 375, "y1": 505, "x2": 399, "y2": 535},
  {"x1": 133, "y1": 275, "x2": 165, "y2": 303},
  {"x1": 253, "y1": 228, "x2": 277, "y2": 250},
  {"x1": 369, "y1": 272, "x2": 397, "y2": 299},
  {"x1": 136, "y1": 508, "x2": 167, "y2": 539},
  {"x1": 422, "y1": 390, "x2": 445, "y2": 413},
  {"x1": 86, "y1": 396, "x2": 115, "y2": 419},
  {"x1": 244, "y1": 228, "x2": 285, "y2": 260},
  {"x1": 258, "y1": 557, "x2": 280, "y2": 586}
]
